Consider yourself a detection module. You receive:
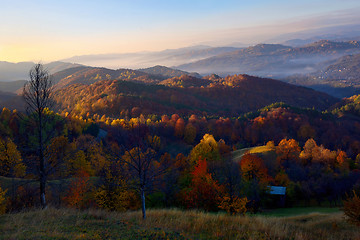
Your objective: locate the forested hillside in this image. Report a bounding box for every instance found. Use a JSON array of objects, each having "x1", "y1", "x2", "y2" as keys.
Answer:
[{"x1": 52, "y1": 74, "x2": 337, "y2": 118}]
